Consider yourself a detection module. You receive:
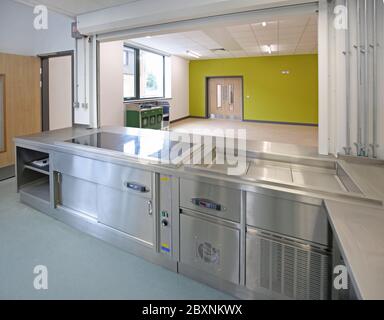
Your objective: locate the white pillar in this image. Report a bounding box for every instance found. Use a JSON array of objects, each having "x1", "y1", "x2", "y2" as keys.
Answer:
[
  {"x1": 88, "y1": 36, "x2": 98, "y2": 128},
  {"x1": 318, "y1": 0, "x2": 330, "y2": 155},
  {"x1": 74, "y1": 36, "x2": 98, "y2": 128}
]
